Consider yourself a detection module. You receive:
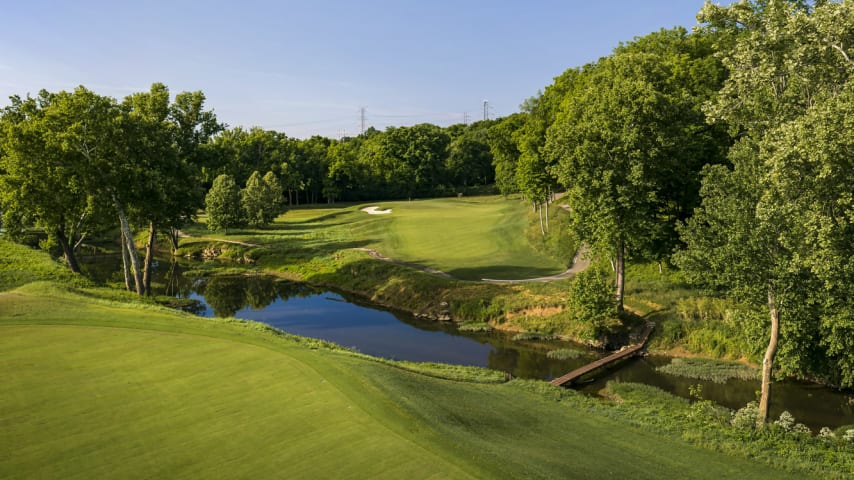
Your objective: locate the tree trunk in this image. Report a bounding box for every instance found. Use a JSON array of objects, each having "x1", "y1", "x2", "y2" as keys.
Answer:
[
  {"x1": 615, "y1": 239, "x2": 625, "y2": 313},
  {"x1": 55, "y1": 228, "x2": 81, "y2": 273},
  {"x1": 142, "y1": 222, "x2": 155, "y2": 296},
  {"x1": 545, "y1": 200, "x2": 550, "y2": 232},
  {"x1": 120, "y1": 230, "x2": 132, "y2": 292},
  {"x1": 168, "y1": 227, "x2": 181, "y2": 254},
  {"x1": 758, "y1": 288, "x2": 781, "y2": 426},
  {"x1": 538, "y1": 204, "x2": 545, "y2": 237},
  {"x1": 115, "y1": 197, "x2": 144, "y2": 296}
]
